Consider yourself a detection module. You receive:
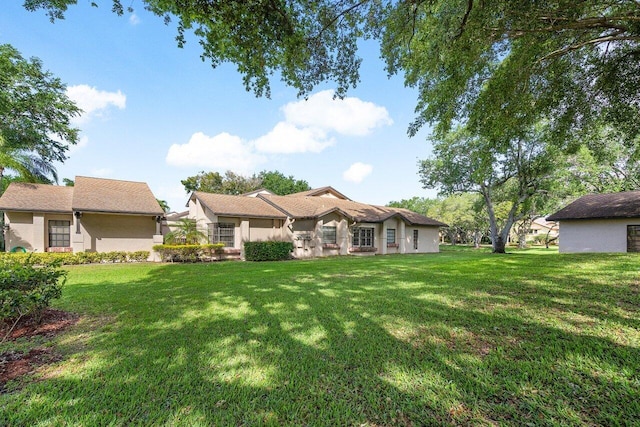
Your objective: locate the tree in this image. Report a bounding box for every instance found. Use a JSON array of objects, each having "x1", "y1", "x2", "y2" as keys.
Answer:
[
  {"x1": 62, "y1": 178, "x2": 74, "y2": 187},
  {"x1": 0, "y1": 138, "x2": 58, "y2": 186},
  {"x1": 157, "y1": 199, "x2": 170, "y2": 213},
  {"x1": 0, "y1": 44, "x2": 80, "y2": 168},
  {"x1": 258, "y1": 170, "x2": 311, "y2": 195},
  {"x1": 181, "y1": 170, "x2": 310, "y2": 195},
  {"x1": 164, "y1": 219, "x2": 207, "y2": 244},
  {"x1": 387, "y1": 197, "x2": 440, "y2": 217},
  {"x1": 27, "y1": 2, "x2": 640, "y2": 143},
  {"x1": 419, "y1": 125, "x2": 558, "y2": 253}
]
